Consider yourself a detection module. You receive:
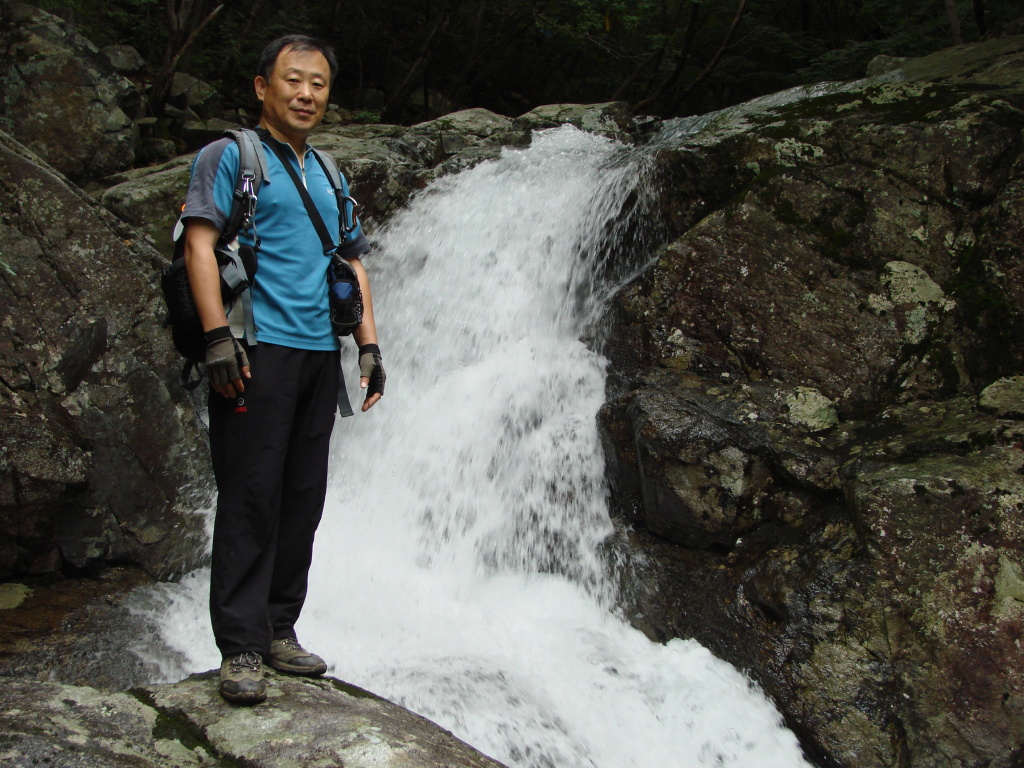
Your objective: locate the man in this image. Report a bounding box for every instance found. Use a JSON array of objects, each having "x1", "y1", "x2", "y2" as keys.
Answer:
[{"x1": 182, "y1": 34, "x2": 384, "y2": 705}]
